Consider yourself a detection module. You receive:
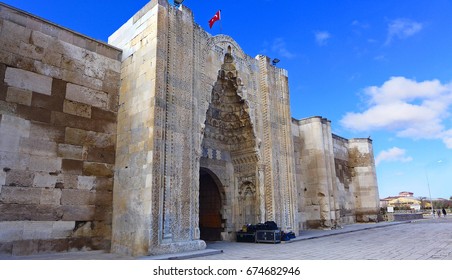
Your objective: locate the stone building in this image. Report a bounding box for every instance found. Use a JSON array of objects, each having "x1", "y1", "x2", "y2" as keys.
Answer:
[{"x1": 0, "y1": 0, "x2": 379, "y2": 257}]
